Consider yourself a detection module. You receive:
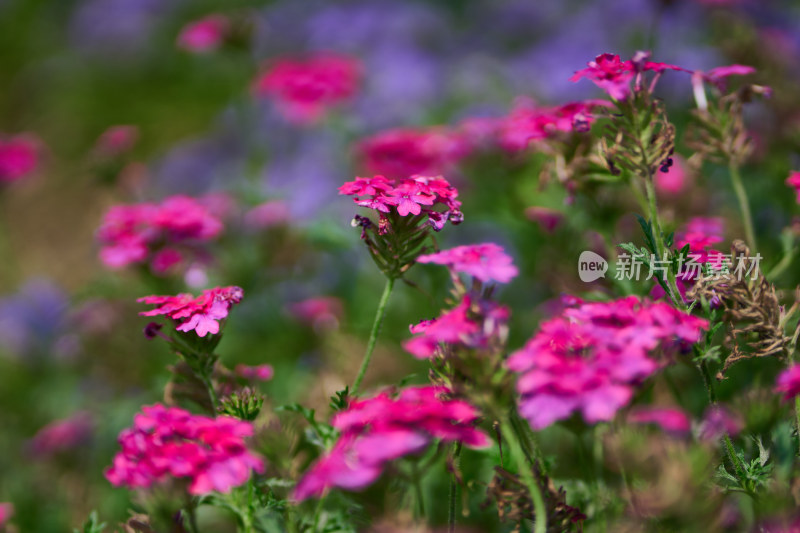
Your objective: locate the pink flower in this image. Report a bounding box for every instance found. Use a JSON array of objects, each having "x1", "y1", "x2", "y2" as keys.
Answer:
[
  {"x1": 525, "y1": 206, "x2": 563, "y2": 233},
  {"x1": 508, "y1": 297, "x2": 708, "y2": 430},
  {"x1": 287, "y1": 297, "x2": 343, "y2": 331},
  {"x1": 498, "y1": 99, "x2": 606, "y2": 152},
  {"x1": 358, "y1": 127, "x2": 469, "y2": 179},
  {"x1": 628, "y1": 406, "x2": 691, "y2": 435},
  {"x1": 105, "y1": 404, "x2": 264, "y2": 495},
  {"x1": 776, "y1": 365, "x2": 800, "y2": 401},
  {"x1": 570, "y1": 52, "x2": 687, "y2": 100},
  {"x1": 786, "y1": 172, "x2": 800, "y2": 203},
  {"x1": 177, "y1": 15, "x2": 229, "y2": 53},
  {"x1": 253, "y1": 53, "x2": 361, "y2": 124},
  {"x1": 139, "y1": 286, "x2": 243, "y2": 337},
  {"x1": 94, "y1": 125, "x2": 139, "y2": 157},
  {"x1": 417, "y1": 243, "x2": 518, "y2": 284},
  {"x1": 403, "y1": 295, "x2": 509, "y2": 359},
  {"x1": 676, "y1": 216, "x2": 724, "y2": 254},
  {"x1": 243, "y1": 200, "x2": 290, "y2": 229},
  {"x1": 0, "y1": 503, "x2": 13, "y2": 527},
  {"x1": 29, "y1": 411, "x2": 93, "y2": 457},
  {"x1": 292, "y1": 386, "x2": 490, "y2": 501},
  {"x1": 97, "y1": 195, "x2": 224, "y2": 272},
  {"x1": 0, "y1": 135, "x2": 39, "y2": 183},
  {"x1": 235, "y1": 364, "x2": 274, "y2": 382},
  {"x1": 339, "y1": 174, "x2": 462, "y2": 231},
  {"x1": 655, "y1": 156, "x2": 688, "y2": 195},
  {"x1": 698, "y1": 406, "x2": 743, "y2": 441}
]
